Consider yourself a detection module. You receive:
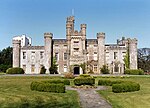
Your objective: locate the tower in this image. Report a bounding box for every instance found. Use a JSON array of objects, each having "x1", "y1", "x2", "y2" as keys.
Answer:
[
  {"x1": 81, "y1": 24, "x2": 86, "y2": 51},
  {"x1": 128, "y1": 38, "x2": 138, "y2": 69},
  {"x1": 12, "y1": 39, "x2": 21, "y2": 67},
  {"x1": 44, "y1": 32, "x2": 53, "y2": 74},
  {"x1": 97, "y1": 32, "x2": 105, "y2": 73}
]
